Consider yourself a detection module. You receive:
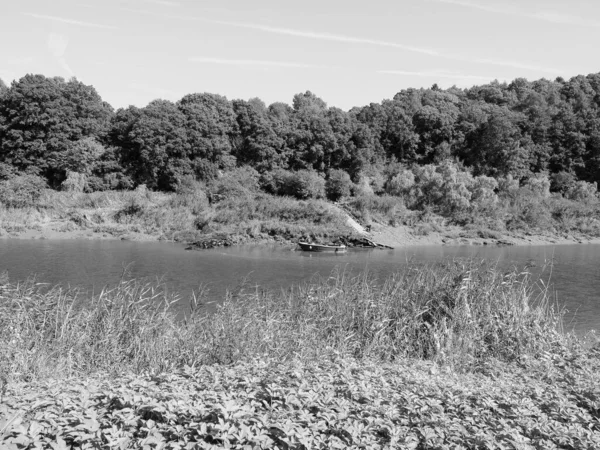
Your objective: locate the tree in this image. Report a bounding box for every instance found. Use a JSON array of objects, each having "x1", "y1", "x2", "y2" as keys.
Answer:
[
  {"x1": 462, "y1": 106, "x2": 531, "y2": 178},
  {"x1": 109, "y1": 100, "x2": 189, "y2": 190},
  {"x1": 177, "y1": 93, "x2": 239, "y2": 170},
  {"x1": 0, "y1": 75, "x2": 113, "y2": 186},
  {"x1": 0, "y1": 78, "x2": 8, "y2": 96},
  {"x1": 325, "y1": 169, "x2": 352, "y2": 201},
  {"x1": 233, "y1": 98, "x2": 286, "y2": 171},
  {"x1": 288, "y1": 91, "x2": 338, "y2": 171}
]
